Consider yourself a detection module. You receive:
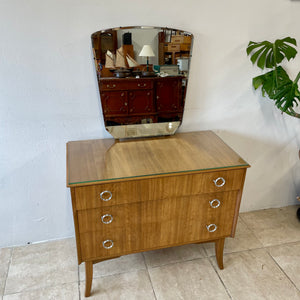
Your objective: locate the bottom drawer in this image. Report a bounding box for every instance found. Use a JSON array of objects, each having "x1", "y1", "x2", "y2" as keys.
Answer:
[{"x1": 79, "y1": 191, "x2": 238, "y2": 260}]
